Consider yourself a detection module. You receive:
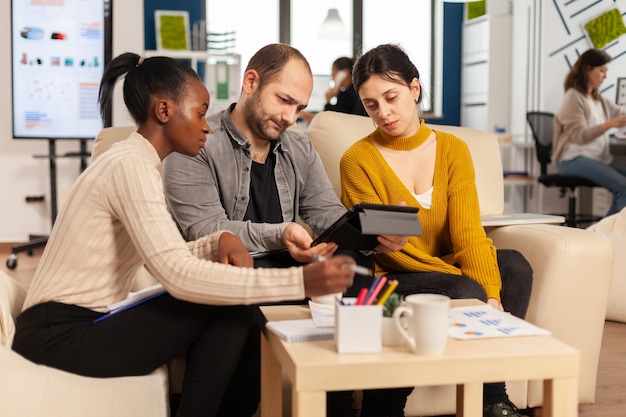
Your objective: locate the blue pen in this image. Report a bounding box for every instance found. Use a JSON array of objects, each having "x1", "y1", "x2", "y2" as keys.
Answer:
[{"x1": 363, "y1": 275, "x2": 383, "y2": 306}]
